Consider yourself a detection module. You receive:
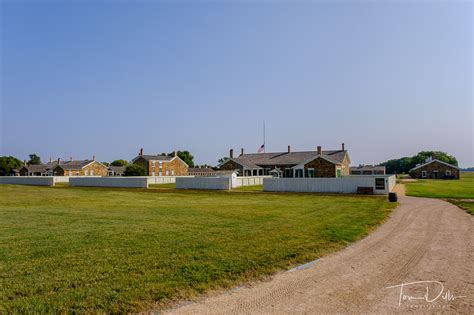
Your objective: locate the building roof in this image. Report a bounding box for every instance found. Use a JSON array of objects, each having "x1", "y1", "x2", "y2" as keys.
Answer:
[
  {"x1": 409, "y1": 159, "x2": 460, "y2": 171},
  {"x1": 350, "y1": 165, "x2": 386, "y2": 171},
  {"x1": 57, "y1": 160, "x2": 98, "y2": 170},
  {"x1": 223, "y1": 150, "x2": 349, "y2": 169},
  {"x1": 188, "y1": 167, "x2": 215, "y2": 173},
  {"x1": 133, "y1": 155, "x2": 174, "y2": 162}
]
